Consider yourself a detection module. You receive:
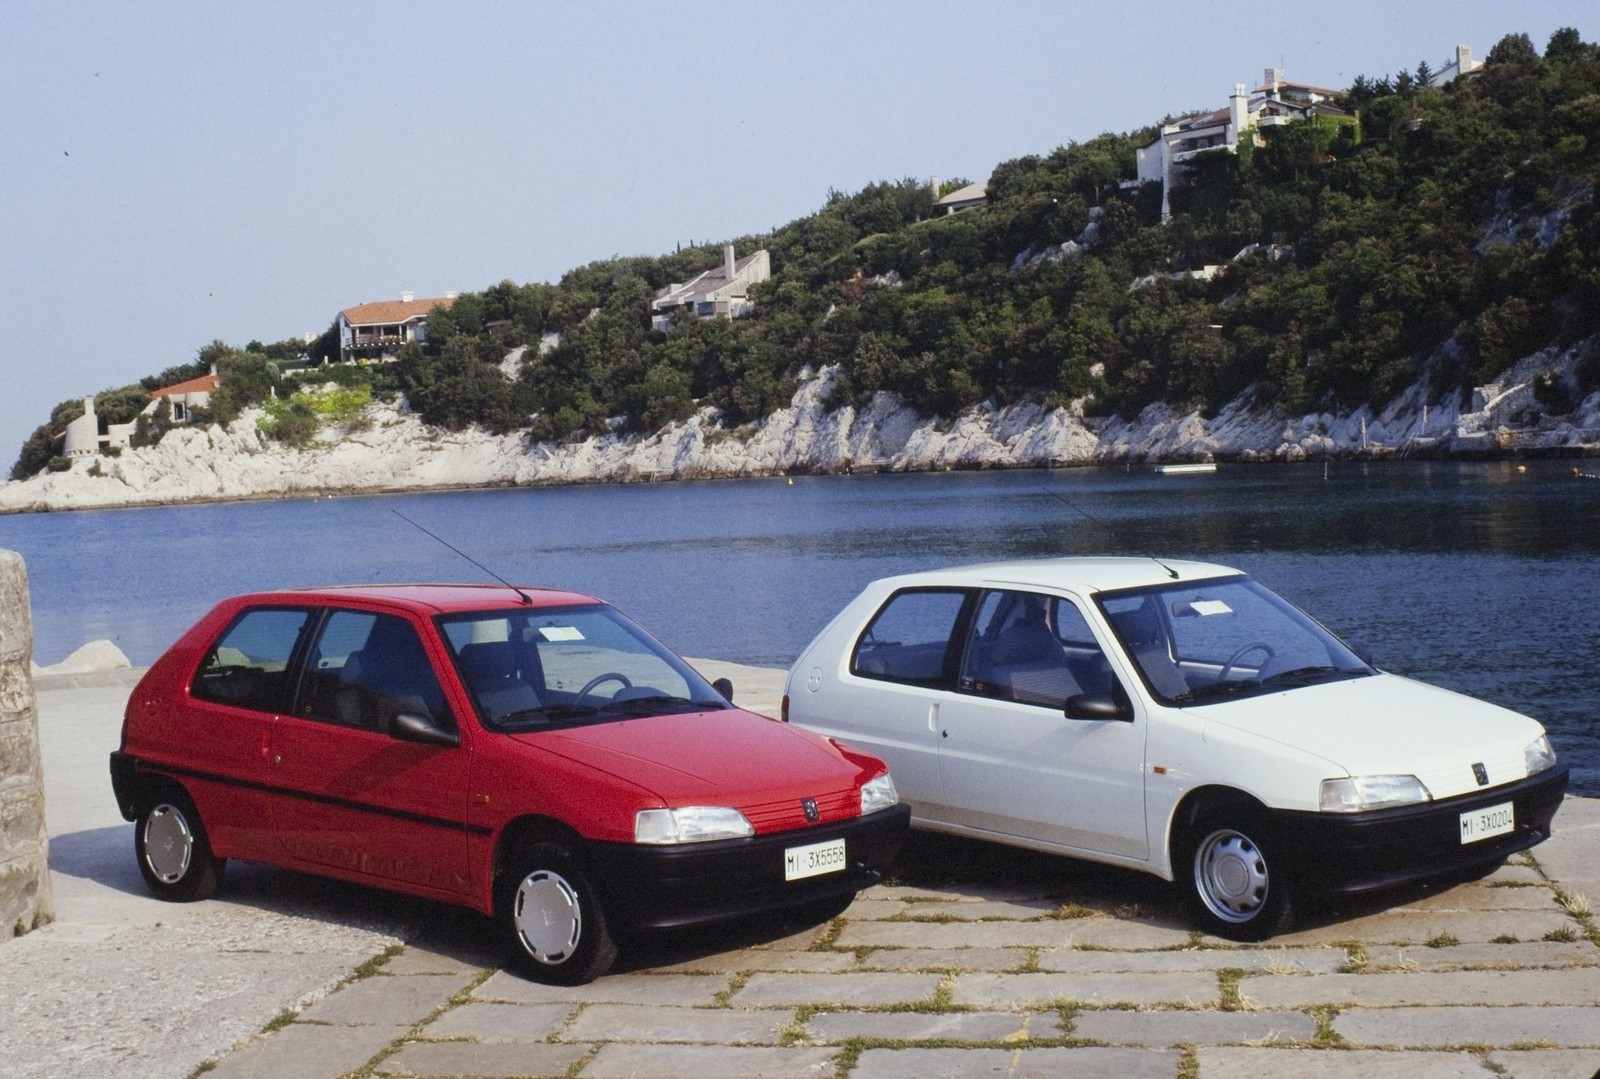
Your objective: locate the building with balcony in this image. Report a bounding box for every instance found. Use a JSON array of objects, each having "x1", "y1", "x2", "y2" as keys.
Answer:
[
  {"x1": 1135, "y1": 68, "x2": 1353, "y2": 221},
  {"x1": 337, "y1": 292, "x2": 456, "y2": 363}
]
